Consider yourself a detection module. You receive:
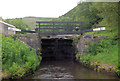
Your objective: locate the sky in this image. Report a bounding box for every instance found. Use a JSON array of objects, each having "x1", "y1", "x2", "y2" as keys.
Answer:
[{"x1": 0, "y1": 0, "x2": 81, "y2": 19}]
